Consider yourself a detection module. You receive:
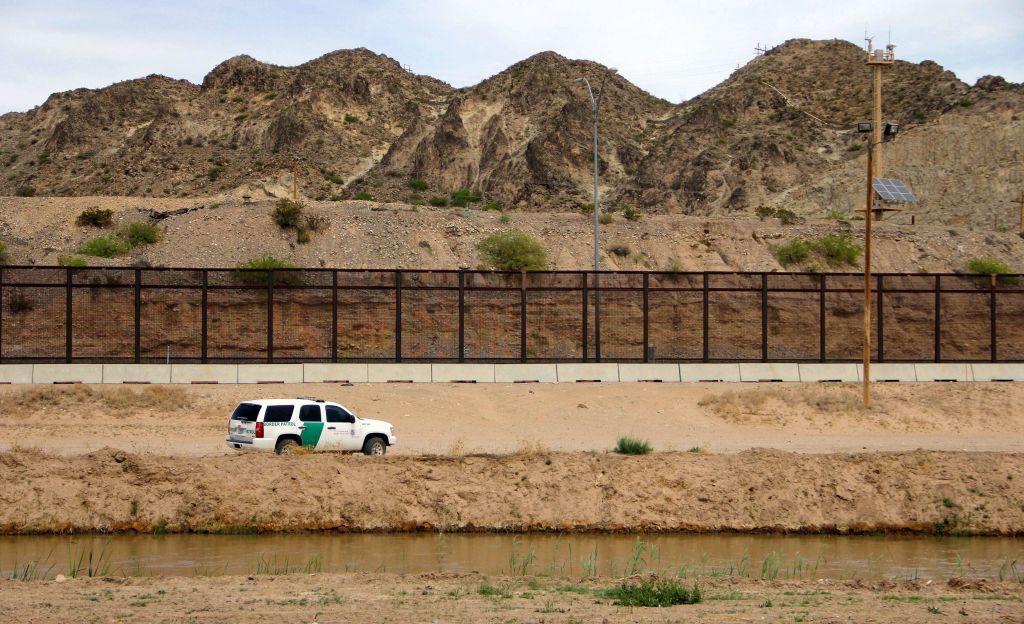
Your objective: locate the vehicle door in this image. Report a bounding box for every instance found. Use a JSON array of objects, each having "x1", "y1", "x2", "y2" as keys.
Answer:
[
  {"x1": 298, "y1": 404, "x2": 325, "y2": 449},
  {"x1": 323, "y1": 404, "x2": 358, "y2": 451}
]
